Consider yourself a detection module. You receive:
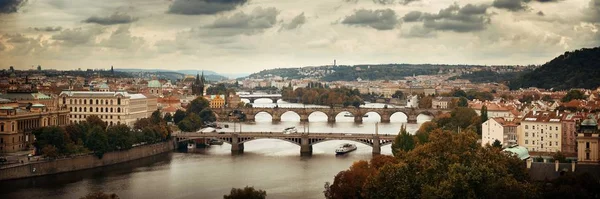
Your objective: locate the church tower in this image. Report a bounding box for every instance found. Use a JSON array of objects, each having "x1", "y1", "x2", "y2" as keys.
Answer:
[{"x1": 192, "y1": 72, "x2": 205, "y2": 96}]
